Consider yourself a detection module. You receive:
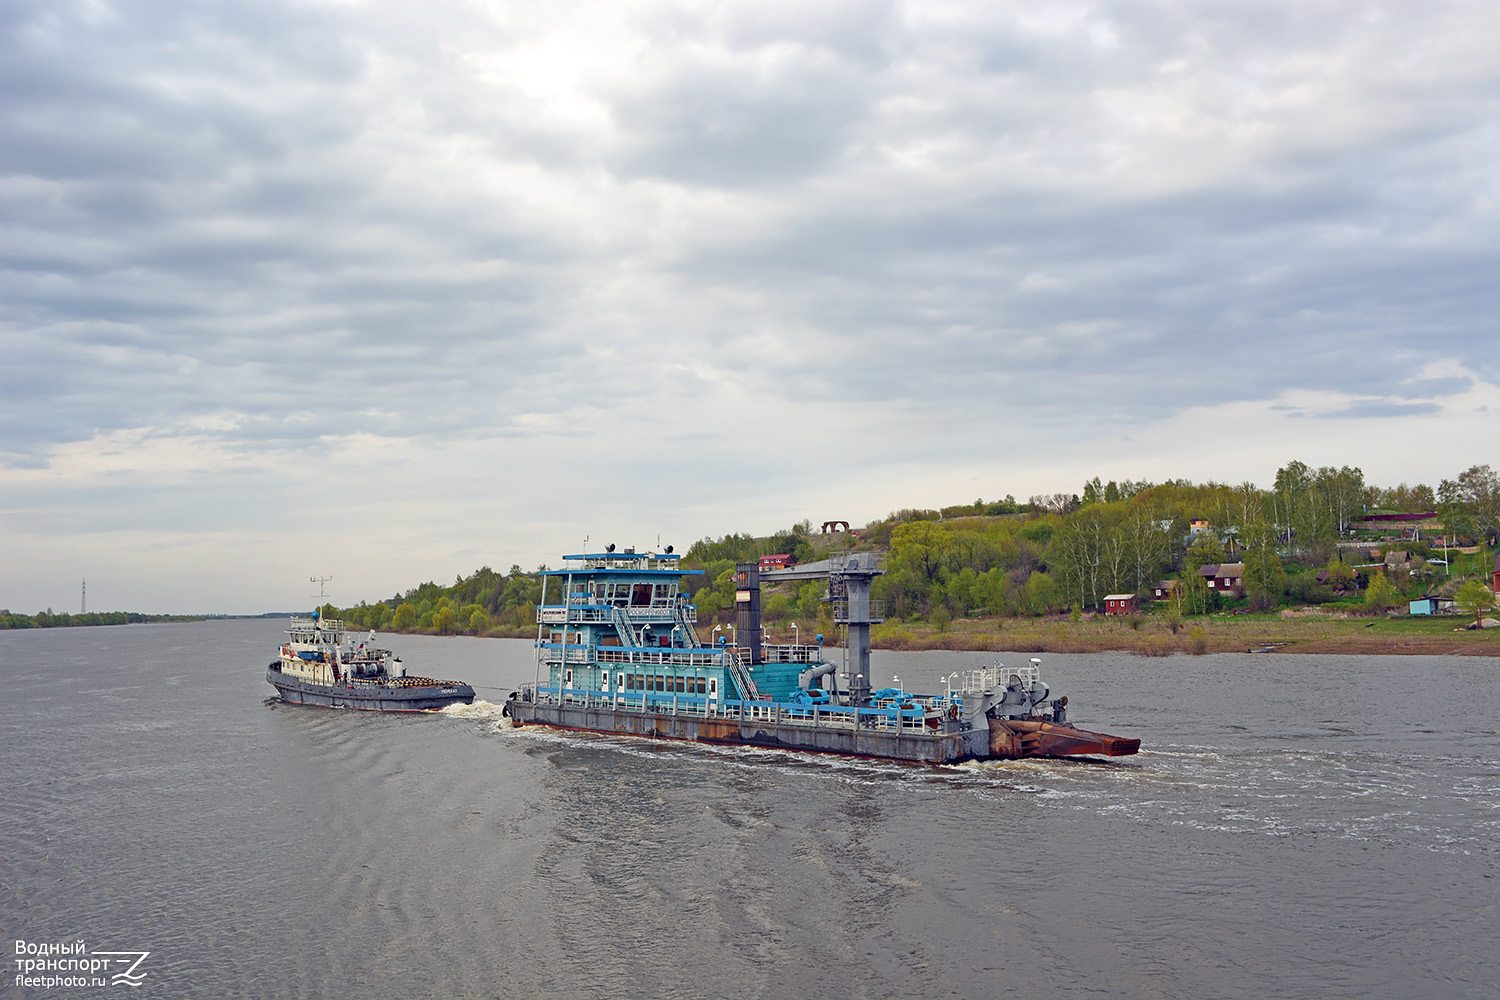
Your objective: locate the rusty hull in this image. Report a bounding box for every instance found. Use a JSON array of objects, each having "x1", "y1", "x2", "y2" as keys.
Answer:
[
  {"x1": 509, "y1": 699, "x2": 1138, "y2": 764},
  {"x1": 988, "y1": 717, "x2": 1141, "y2": 759}
]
